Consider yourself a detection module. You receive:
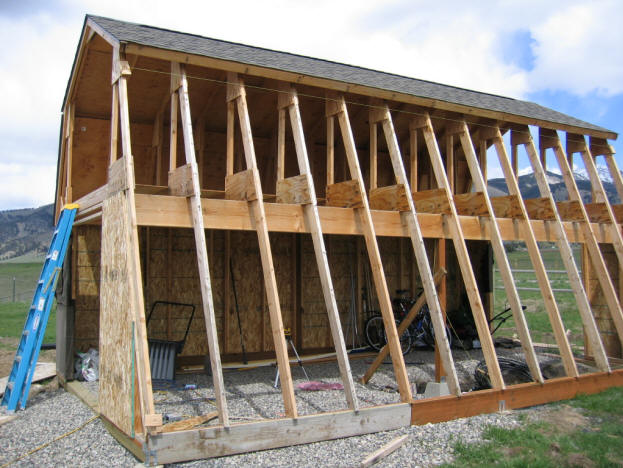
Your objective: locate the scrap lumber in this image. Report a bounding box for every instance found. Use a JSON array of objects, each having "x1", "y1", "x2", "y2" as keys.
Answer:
[
  {"x1": 158, "y1": 412, "x2": 218, "y2": 433},
  {"x1": 360, "y1": 434, "x2": 408, "y2": 468},
  {"x1": 370, "y1": 105, "x2": 459, "y2": 395},
  {"x1": 278, "y1": 86, "x2": 358, "y2": 410},
  {"x1": 415, "y1": 113, "x2": 504, "y2": 389},
  {"x1": 172, "y1": 62, "x2": 229, "y2": 426},
  {"x1": 517, "y1": 127, "x2": 609, "y2": 371},
  {"x1": 227, "y1": 73, "x2": 297, "y2": 418},
  {"x1": 490, "y1": 128, "x2": 578, "y2": 377},
  {"x1": 327, "y1": 96, "x2": 412, "y2": 402}
]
